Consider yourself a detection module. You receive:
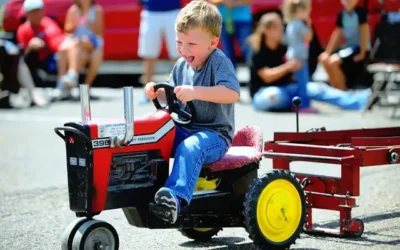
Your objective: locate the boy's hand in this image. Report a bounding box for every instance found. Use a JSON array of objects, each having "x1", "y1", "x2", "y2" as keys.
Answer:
[
  {"x1": 174, "y1": 85, "x2": 196, "y2": 103},
  {"x1": 353, "y1": 53, "x2": 366, "y2": 62},
  {"x1": 144, "y1": 82, "x2": 160, "y2": 100},
  {"x1": 318, "y1": 51, "x2": 330, "y2": 63}
]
